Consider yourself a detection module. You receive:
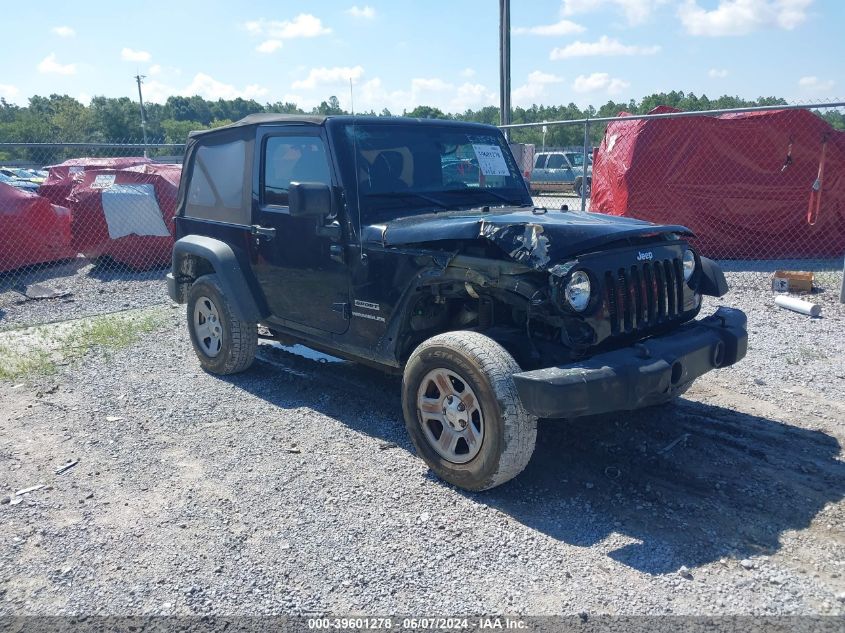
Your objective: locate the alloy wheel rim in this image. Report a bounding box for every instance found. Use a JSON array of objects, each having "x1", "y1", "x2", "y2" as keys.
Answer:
[
  {"x1": 416, "y1": 368, "x2": 484, "y2": 464},
  {"x1": 193, "y1": 296, "x2": 223, "y2": 358}
]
